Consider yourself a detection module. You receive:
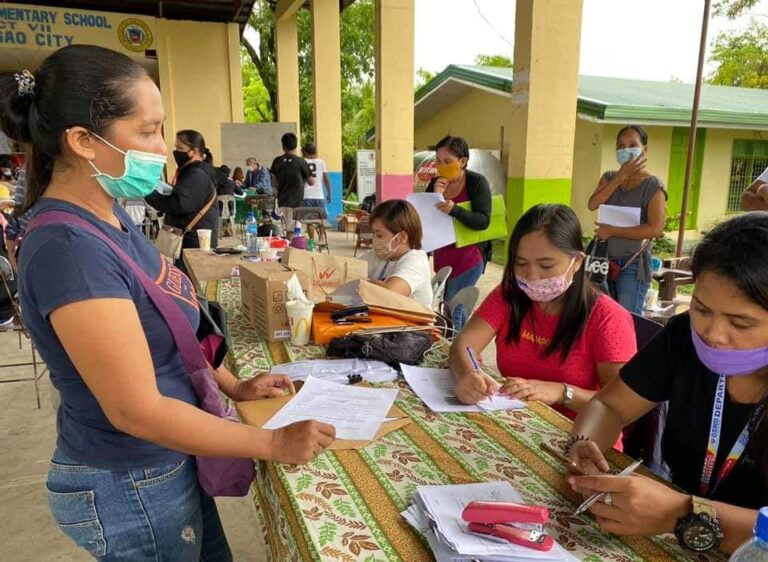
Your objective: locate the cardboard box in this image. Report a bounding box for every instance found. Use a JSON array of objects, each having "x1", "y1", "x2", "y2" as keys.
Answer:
[
  {"x1": 282, "y1": 247, "x2": 368, "y2": 303},
  {"x1": 239, "y1": 262, "x2": 310, "y2": 342},
  {"x1": 338, "y1": 214, "x2": 358, "y2": 233}
]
